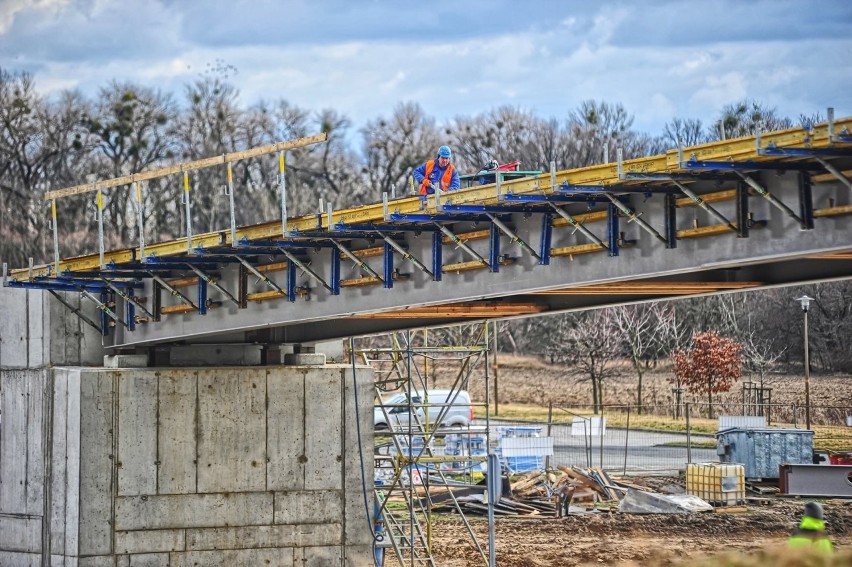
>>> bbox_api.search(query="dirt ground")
[383,358,852,566]
[393,499,852,566]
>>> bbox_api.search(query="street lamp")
[795,295,814,430]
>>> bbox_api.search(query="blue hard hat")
[437,145,452,159]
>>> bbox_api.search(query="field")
[382,356,852,566]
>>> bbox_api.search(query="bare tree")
[661,117,709,148]
[613,303,674,411]
[361,102,440,198]
[0,69,92,264]
[81,81,178,244]
[562,309,622,414]
[713,99,792,140]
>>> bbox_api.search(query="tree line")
[2,68,849,384]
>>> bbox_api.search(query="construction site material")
[686,462,746,506]
[716,427,814,479]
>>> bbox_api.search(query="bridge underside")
[5,121,852,348]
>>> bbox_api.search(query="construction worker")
[413,145,460,195]
[788,501,833,553]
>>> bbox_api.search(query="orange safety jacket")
[419,160,455,195]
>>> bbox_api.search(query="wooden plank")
[551,210,609,228]
[675,189,737,207]
[350,302,545,319]
[44,133,328,200]
[442,260,490,273]
[166,276,200,288]
[677,223,736,238]
[441,229,491,245]
[550,243,608,257]
[814,204,852,217]
[339,276,382,288]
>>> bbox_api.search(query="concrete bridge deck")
[4,115,852,349]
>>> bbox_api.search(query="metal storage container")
[715,427,813,479]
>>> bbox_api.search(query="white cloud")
[1,0,850,141]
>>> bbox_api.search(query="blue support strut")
[383,242,394,289]
[607,203,620,257]
[539,212,552,265]
[489,223,501,272]
[432,231,443,282]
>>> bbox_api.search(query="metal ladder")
[378,499,436,566]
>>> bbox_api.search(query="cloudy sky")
[2,0,851,140]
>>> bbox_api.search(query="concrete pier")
[0,289,375,566]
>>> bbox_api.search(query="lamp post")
[795,295,814,430]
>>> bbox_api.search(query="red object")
[495,160,521,171]
[828,451,852,465]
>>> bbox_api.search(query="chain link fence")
[485,402,852,475]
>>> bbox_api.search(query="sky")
[2,0,852,141]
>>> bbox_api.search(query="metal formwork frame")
[3,114,852,339]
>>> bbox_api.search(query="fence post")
[545,402,553,471]
[623,404,631,476]
[686,403,692,465]
[599,407,605,469]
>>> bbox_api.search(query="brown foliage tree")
[671,331,743,416]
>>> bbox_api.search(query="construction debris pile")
[430,465,649,517]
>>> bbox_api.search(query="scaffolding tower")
[352,325,495,566]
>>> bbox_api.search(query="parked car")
[374,389,473,430]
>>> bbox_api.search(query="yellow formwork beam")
[44,133,328,201]
[13,116,852,279]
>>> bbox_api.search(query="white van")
[374,389,473,430]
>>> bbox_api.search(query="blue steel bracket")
[498,192,610,204]
[798,171,815,230]
[383,212,499,224]
[197,278,208,315]
[489,223,501,272]
[236,238,337,249]
[431,232,443,282]
[757,143,852,158]
[539,212,552,265]
[330,247,341,295]
[736,182,750,238]
[438,203,560,215]
[664,193,677,249]
[142,255,233,268]
[286,261,297,302]
[607,204,620,257]
[4,276,141,293]
[125,298,136,331]
[334,222,441,234]
[383,242,394,289]
[681,159,823,172]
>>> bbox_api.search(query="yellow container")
[686,462,745,506]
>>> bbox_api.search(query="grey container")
[715,427,814,479]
